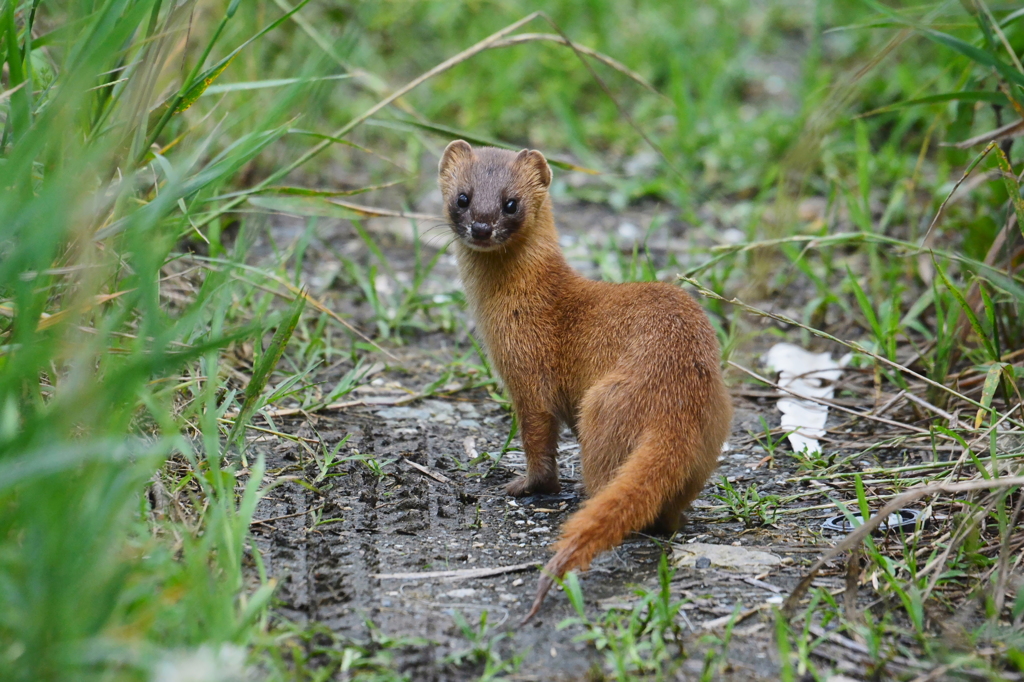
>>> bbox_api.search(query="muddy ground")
[242,201,939,681]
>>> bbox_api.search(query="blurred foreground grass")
[1,0,1023,680]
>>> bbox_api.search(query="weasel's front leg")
[506,407,561,496]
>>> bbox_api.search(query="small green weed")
[445,611,522,681]
[558,552,689,680]
[347,451,396,481]
[749,415,791,464]
[711,477,780,527]
[259,618,427,681]
[312,433,353,484]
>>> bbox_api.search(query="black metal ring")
[821,508,922,534]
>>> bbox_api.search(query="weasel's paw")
[506,475,561,497]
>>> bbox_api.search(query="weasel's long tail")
[522,438,690,623]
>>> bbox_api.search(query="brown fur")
[438,140,732,621]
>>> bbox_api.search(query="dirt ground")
[244,202,936,681]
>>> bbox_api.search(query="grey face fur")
[438,140,552,252]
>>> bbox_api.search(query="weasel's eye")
[456,193,470,209]
[502,198,518,215]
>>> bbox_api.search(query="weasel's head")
[438,140,552,252]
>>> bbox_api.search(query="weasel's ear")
[439,140,472,177]
[516,149,552,188]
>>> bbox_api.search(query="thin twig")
[324,199,441,222]
[903,391,959,425]
[222,392,425,420]
[949,119,1024,150]
[700,605,765,631]
[373,562,536,581]
[488,33,666,100]
[251,504,325,526]
[872,389,906,417]
[402,457,451,484]
[807,625,924,671]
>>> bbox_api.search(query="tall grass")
[0,2,311,679]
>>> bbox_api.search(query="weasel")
[438,140,732,622]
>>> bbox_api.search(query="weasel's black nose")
[470,222,493,240]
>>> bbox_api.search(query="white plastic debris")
[763,343,847,455]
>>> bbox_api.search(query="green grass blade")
[846,266,883,342]
[861,0,1024,87]
[975,362,1007,429]
[1002,8,1024,26]
[228,292,307,448]
[920,27,1024,89]
[978,278,1001,360]
[3,0,30,141]
[994,146,1024,242]
[865,90,1009,115]
[932,257,998,361]
[173,54,238,113]
[203,74,352,94]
